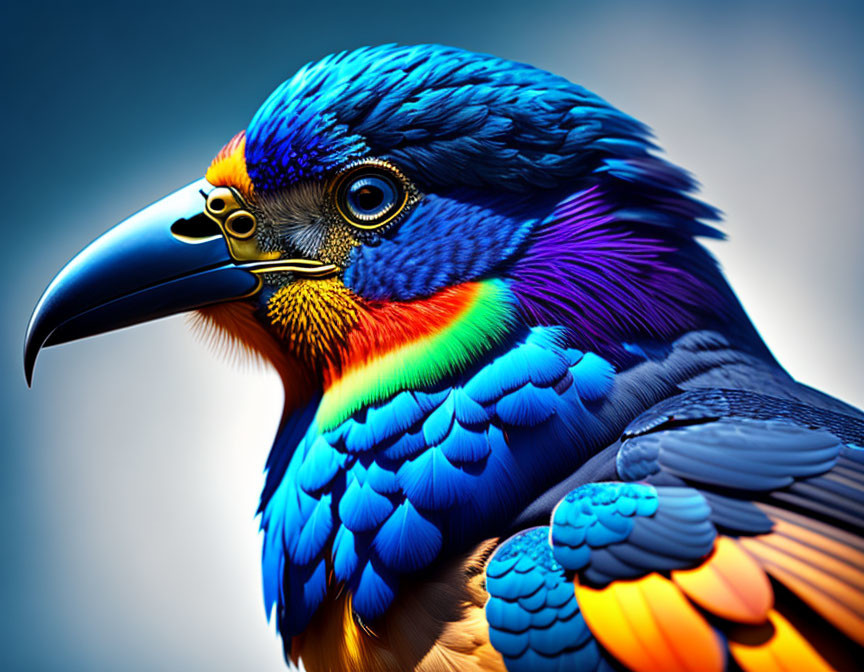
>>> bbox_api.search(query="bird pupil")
[357,185,383,211]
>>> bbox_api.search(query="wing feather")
[489,388,864,671]
[729,611,834,672]
[671,536,772,624]
[573,573,724,672]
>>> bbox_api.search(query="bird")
[24,44,864,672]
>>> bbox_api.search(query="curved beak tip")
[24,305,51,387]
[24,330,40,388]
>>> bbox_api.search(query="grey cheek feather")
[256,180,330,258]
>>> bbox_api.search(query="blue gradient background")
[2,1,862,669]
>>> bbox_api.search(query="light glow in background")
[1,1,862,669]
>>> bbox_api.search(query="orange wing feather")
[573,573,725,672]
[739,506,864,646]
[729,610,834,672]
[672,536,773,624]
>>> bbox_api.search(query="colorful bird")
[25,44,864,671]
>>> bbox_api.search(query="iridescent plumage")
[25,43,864,672]
[215,45,864,670]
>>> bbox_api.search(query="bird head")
[26,45,732,403]
[25,45,754,656]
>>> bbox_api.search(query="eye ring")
[331,160,418,230]
[224,210,257,239]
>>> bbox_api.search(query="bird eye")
[333,162,414,230]
[341,173,401,227]
[348,176,394,216]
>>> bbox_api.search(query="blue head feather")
[246,44,648,193]
[244,43,749,362]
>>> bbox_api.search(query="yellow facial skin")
[203,185,282,263]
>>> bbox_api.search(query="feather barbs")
[508,185,727,359]
[267,277,361,362]
[206,131,255,199]
[190,301,315,411]
[317,280,517,429]
[671,537,773,625]
[574,572,725,672]
[291,539,504,672]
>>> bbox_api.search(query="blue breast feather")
[260,326,616,635]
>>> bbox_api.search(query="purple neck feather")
[508,185,733,360]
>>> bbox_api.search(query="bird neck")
[506,182,775,370]
[316,279,518,430]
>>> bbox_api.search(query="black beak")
[23,178,260,385]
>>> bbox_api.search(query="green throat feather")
[316,280,518,430]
